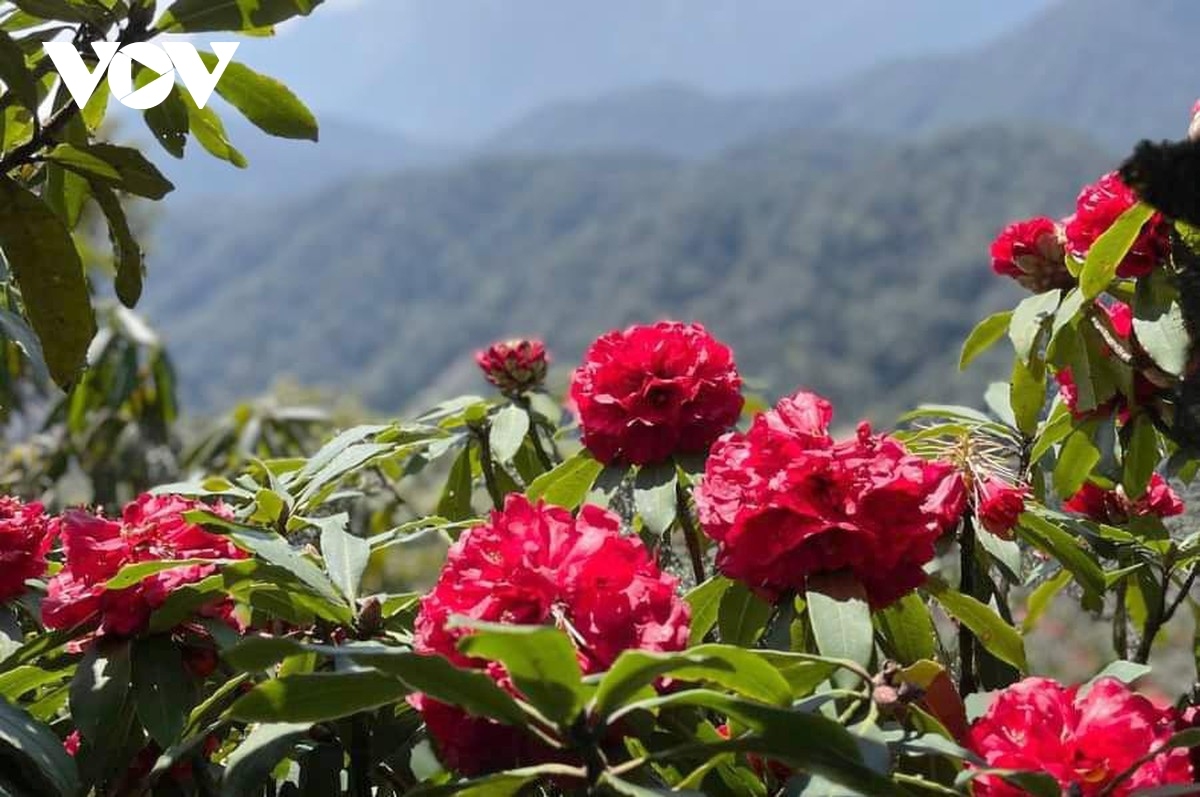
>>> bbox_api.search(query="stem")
[518,399,556,470]
[1134,564,1197,664]
[1114,580,1129,661]
[348,715,371,797]
[958,516,978,695]
[675,481,706,584]
[473,425,505,509]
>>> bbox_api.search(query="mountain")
[142,115,456,200]
[489,0,1198,156]
[141,125,1110,422]
[233,0,1050,140]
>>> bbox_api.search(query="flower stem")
[348,714,371,797]
[474,425,506,509]
[958,515,978,696]
[675,482,706,585]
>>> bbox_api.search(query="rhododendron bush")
[5,12,1200,795]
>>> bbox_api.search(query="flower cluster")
[968,677,1193,796]
[991,171,1169,292]
[569,321,743,465]
[475,338,549,396]
[412,494,690,775]
[0,497,56,602]
[695,391,964,607]
[42,494,246,638]
[1064,473,1184,524]
[974,476,1027,540]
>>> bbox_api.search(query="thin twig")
[675,481,706,584]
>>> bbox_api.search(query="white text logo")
[43,41,239,110]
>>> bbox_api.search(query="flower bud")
[475,339,549,396]
[990,217,1073,292]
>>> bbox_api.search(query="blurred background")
[135,0,1198,425]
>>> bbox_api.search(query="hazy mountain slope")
[236,0,1050,139]
[489,0,1195,156]
[142,125,1110,422]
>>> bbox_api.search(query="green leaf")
[132,635,193,747]
[157,0,324,32]
[1123,414,1160,500]
[230,671,408,723]
[1079,202,1155,299]
[89,182,144,307]
[1053,424,1101,497]
[876,592,937,665]
[717,580,771,647]
[143,84,189,158]
[925,577,1027,672]
[180,90,247,166]
[1010,356,1046,436]
[685,576,731,646]
[526,449,603,509]
[0,666,67,701]
[68,639,130,744]
[317,513,369,603]
[455,622,585,725]
[1133,268,1190,377]
[806,572,874,669]
[436,444,475,521]
[488,405,529,463]
[7,0,105,24]
[591,645,791,718]
[1087,660,1151,687]
[357,650,526,727]
[0,30,37,112]
[406,765,582,797]
[55,143,174,199]
[1014,514,1105,605]
[219,722,310,797]
[0,698,79,797]
[0,306,49,384]
[1022,570,1071,633]
[1008,290,1060,364]
[197,52,318,141]
[634,461,678,534]
[0,176,96,388]
[960,310,1012,370]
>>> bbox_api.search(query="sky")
[221,0,1056,142]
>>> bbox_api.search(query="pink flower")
[411,494,689,775]
[41,495,246,638]
[694,391,964,608]
[1064,474,1184,524]
[569,321,743,465]
[1064,172,1169,278]
[990,217,1072,292]
[475,339,549,395]
[968,677,1192,796]
[0,497,56,602]
[975,477,1027,539]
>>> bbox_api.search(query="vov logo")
[43,41,239,110]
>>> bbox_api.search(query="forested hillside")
[146,125,1110,421]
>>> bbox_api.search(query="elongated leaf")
[685,576,731,646]
[69,639,130,744]
[132,635,193,746]
[1015,514,1105,604]
[0,306,49,384]
[158,0,324,32]
[143,83,189,158]
[230,671,408,722]
[0,176,95,387]
[1008,290,1060,364]
[316,514,369,603]
[876,592,937,665]
[960,310,1012,370]
[488,405,529,463]
[634,461,678,534]
[806,572,874,668]
[925,578,1027,672]
[1079,202,1155,298]
[1010,356,1046,436]
[0,698,79,797]
[526,449,603,509]
[718,580,771,647]
[1122,414,1160,500]
[1053,425,1101,497]
[89,182,144,307]
[60,143,173,199]
[455,623,584,725]
[436,444,474,521]
[0,30,35,112]
[220,722,310,797]
[197,52,318,140]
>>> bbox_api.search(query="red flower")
[990,217,1072,292]
[569,321,743,465]
[475,339,549,395]
[41,494,246,638]
[1064,474,1184,524]
[63,731,80,757]
[694,391,964,608]
[975,477,1027,539]
[1065,172,1169,278]
[411,494,689,775]
[0,497,56,602]
[967,677,1192,796]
